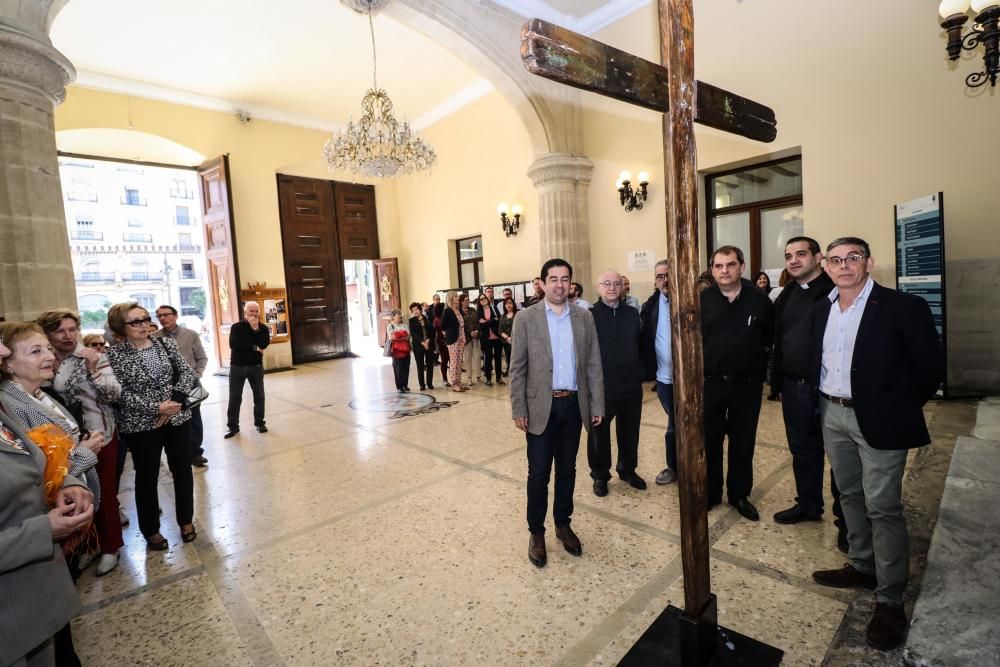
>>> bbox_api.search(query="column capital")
[527,153,594,188]
[0,17,75,105]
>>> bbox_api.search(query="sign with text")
[627,249,656,273]
[895,192,947,395]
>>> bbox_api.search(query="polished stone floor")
[69,357,969,666]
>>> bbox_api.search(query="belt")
[705,375,757,382]
[819,391,854,408]
[552,390,577,398]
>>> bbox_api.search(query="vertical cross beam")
[660,0,713,623]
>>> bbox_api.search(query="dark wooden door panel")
[277,175,350,363]
[334,183,379,260]
[198,156,240,368]
[373,258,400,346]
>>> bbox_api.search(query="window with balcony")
[71,215,102,241]
[170,179,194,199]
[67,191,98,203]
[180,260,196,280]
[121,188,147,206]
[127,217,144,228]
[175,206,191,226]
[177,232,194,250]
[130,293,156,310]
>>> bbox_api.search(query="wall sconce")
[498,202,523,237]
[939,0,1000,88]
[616,170,649,212]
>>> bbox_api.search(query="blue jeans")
[656,381,677,472]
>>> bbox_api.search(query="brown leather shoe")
[528,532,546,567]
[866,603,908,650]
[812,563,877,590]
[555,525,582,557]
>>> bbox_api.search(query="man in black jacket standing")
[701,246,774,521]
[225,301,270,438]
[810,237,942,650]
[770,237,838,528]
[587,269,646,496]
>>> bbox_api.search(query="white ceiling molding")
[411,78,494,130]
[489,0,576,28]
[74,71,342,133]
[575,0,651,36]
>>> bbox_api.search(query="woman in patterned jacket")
[105,302,197,551]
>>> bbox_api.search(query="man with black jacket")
[587,269,646,496]
[225,301,270,438]
[770,237,838,528]
[701,246,774,521]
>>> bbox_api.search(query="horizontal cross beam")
[520,18,777,143]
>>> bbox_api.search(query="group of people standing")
[1,299,271,666]
[510,235,942,652]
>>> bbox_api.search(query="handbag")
[156,338,210,408]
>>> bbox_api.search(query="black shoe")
[866,603,908,650]
[528,532,546,567]
[707,497,722,511]
[812,563,877,590]
[773,504,822,525]
[224,429,239,439]
[419,386,426,391]
[256,425,268,433]
[484,380,492,386]
[593,479,609,497]
[555,525,582,557]
[619,472,647,490]
[428,384,435,390]
[731,497,760,521]
[192,455,208,467]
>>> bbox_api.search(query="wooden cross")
[522,3,781,663]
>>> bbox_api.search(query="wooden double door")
[276,175,382,363]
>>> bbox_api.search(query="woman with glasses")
[83,333,106,352]
[105,302,197,551]
[497,297,517,378]
[476,294,504,386]
[36,310,124,577]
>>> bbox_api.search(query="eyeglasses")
[598,281,622,288]
[88,342,106,350]
[827,253,867,268]
[156,312,174,319]
[126,317,152,328]
[655,273,668,281]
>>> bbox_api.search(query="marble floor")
[69,356,970,666]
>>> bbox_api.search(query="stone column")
[0,5,77,320]
[527,153,594,289]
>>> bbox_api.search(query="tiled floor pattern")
[71,356,943,666]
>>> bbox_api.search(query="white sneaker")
[655,468,677,485]
[95,552,120,577]
[119,506,130,526]
[77,552,97,571]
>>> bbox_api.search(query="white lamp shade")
[939,0,971,17]
[511,204,523,216]
[615,179,624,189]
[497,202,508,215]
[637,171,650,184]
[619,170,632,183]
[971,0,998,13]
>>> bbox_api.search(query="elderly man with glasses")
[809,237,942,651]
[587,270,646,496]
[153,305,209,467]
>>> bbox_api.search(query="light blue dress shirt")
[655,292,673,384]
[545,301,577,391]
[820,277,874,399]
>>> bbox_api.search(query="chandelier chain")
[368,2,377,90]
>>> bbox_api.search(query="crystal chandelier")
[324,1,435,178]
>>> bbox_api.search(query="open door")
[198,156,241,368]
[373,258,400,346]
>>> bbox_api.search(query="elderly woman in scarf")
[37,310,123,577]
[0,325,95,667]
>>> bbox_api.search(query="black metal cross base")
[618,596,784,666]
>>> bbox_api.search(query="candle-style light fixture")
[497,202,523,237]
[939,0,1000,88]
[615,170,650,212]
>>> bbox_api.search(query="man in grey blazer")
[509,258,604,567]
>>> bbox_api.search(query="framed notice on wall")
[894,192,947,396]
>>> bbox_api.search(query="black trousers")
[481,337,503,381]
[587,396,642,481]
[412,345,435,389]
[502,341,511,373]
[391,354,411,390]
[228,364,265,429]
[703,377,763,504]
[780,377,826,516]
[127,421,194,538]
[526,396,583,534]
[189,404,204,457]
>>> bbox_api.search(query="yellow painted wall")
[392,89,538,302]
[584,0,997,298]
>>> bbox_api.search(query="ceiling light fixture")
[939,0,1000,88]
[324,0,436,177]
